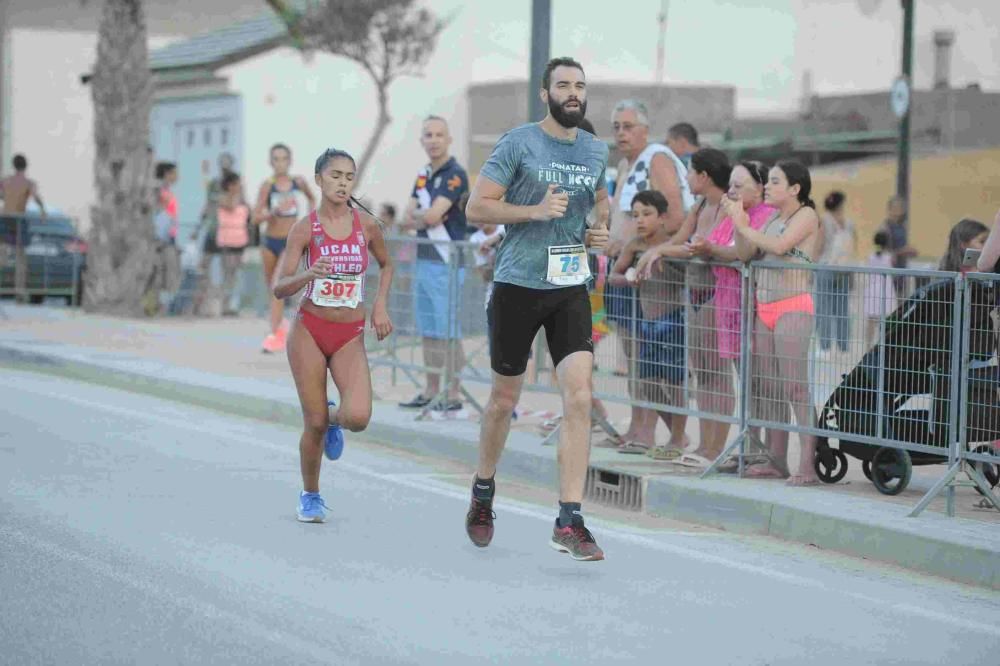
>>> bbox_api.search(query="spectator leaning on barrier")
[602,99,693,450]
[939,218,987,274]
[0,154,46,216]
[0,154,46,301]
[815,190,857,356]
[638,147,738,465]
[665,122,700,168]
[729,159,821,486]
[610,189,688,459]
[398,115,470,412]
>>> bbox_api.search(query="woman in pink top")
[214,172,250,316]
[687,161,775,461]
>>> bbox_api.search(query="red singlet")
[302,208,369,308]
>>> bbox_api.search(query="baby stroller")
[813,278,1000,495]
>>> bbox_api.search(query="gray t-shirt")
[480,123,608,290]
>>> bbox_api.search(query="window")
[187,130,194,147]
[220,128,229,146]
[203,128,212,146]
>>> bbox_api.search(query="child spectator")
[864,231,898,347]
[214,172,251,316]
[609,189,688,459]
[938,218,988,274]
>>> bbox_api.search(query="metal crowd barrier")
[352,234,1000,516]
[0,214,84,308]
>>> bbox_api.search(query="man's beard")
[549,97,587,129]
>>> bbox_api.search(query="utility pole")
[528,0,551,122]
[654,0,669,83]
[896,0,914,213]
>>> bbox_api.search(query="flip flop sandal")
[616,440,651,455]
[594,435,625,449]
[646,445,683,461]
[670,453,713,469]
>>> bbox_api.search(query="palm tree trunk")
[85,0,157,315]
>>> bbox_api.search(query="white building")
[2,0,999,233]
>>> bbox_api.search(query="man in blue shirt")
[398,116,470,412]
[465,57,610,561]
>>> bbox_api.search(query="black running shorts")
[487,282,593,376]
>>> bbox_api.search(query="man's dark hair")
[631,189,668,215]
[667,122,699,146]
[220,172,241,191]
[541,57,585,91]
[12,154,26,171]
[155,162,176,180]
[381,203,397,219]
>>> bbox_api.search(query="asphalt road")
[1,368,998,665]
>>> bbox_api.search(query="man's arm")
[466,178,565,225]
[410,196,454,228]
[29,181,46,218]
[648,153,684,226]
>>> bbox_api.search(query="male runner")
[464,57,610,561]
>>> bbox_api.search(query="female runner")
[253,143,316,353]
[273,148,394,522]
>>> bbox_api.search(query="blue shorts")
[415,260,465,339]
[604,282,637,326]
[637,309,686,384]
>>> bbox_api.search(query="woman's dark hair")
[313,148,385,227]
[739,160,769,188]
[873,231,889,250]
[774,159,815,208]
[939,218,988,271]
[220,172,241,190]
[631,189,668,215]
[155,162,176,180]
[270,143,291,157]
[690,148,731,190]
[314,147,356,175]
[824,190,846,212]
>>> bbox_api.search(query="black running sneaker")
[550,520,605,561]
[465,495,495,547]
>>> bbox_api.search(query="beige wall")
[811,148,1000,263]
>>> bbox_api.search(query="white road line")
[10,382,1000,639]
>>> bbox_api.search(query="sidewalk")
[1,303,998,589]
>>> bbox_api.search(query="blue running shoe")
[325,400,344,461]
[297,491,329,523]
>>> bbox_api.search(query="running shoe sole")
[549,536,605,561]
[297,512,325,523]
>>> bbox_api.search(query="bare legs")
[478,351,594,503]
[749,312,817,485]
[422,337,465,402]
[690,300,735,460]
[261,246,285,335]
[287,322,371,493]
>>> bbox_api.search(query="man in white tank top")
[608,99,693,256]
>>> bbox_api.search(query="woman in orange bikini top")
[724,158,822,487]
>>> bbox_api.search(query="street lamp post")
[896,0,914,211]
[528,0,551,122]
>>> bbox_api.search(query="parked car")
[0,214,87,305]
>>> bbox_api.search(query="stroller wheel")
[862,459,873,481]
[814,446,848,484]
[870,447,912,496]
[971,445,1000,496]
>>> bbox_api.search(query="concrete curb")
[2,341,998,590]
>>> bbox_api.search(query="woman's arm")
[667,199,700,246]
[363,215,394,341]
[273,218,325,299]
[735,205,817,258]
[251,182,272,226]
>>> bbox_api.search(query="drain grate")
[584,467,643,511]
